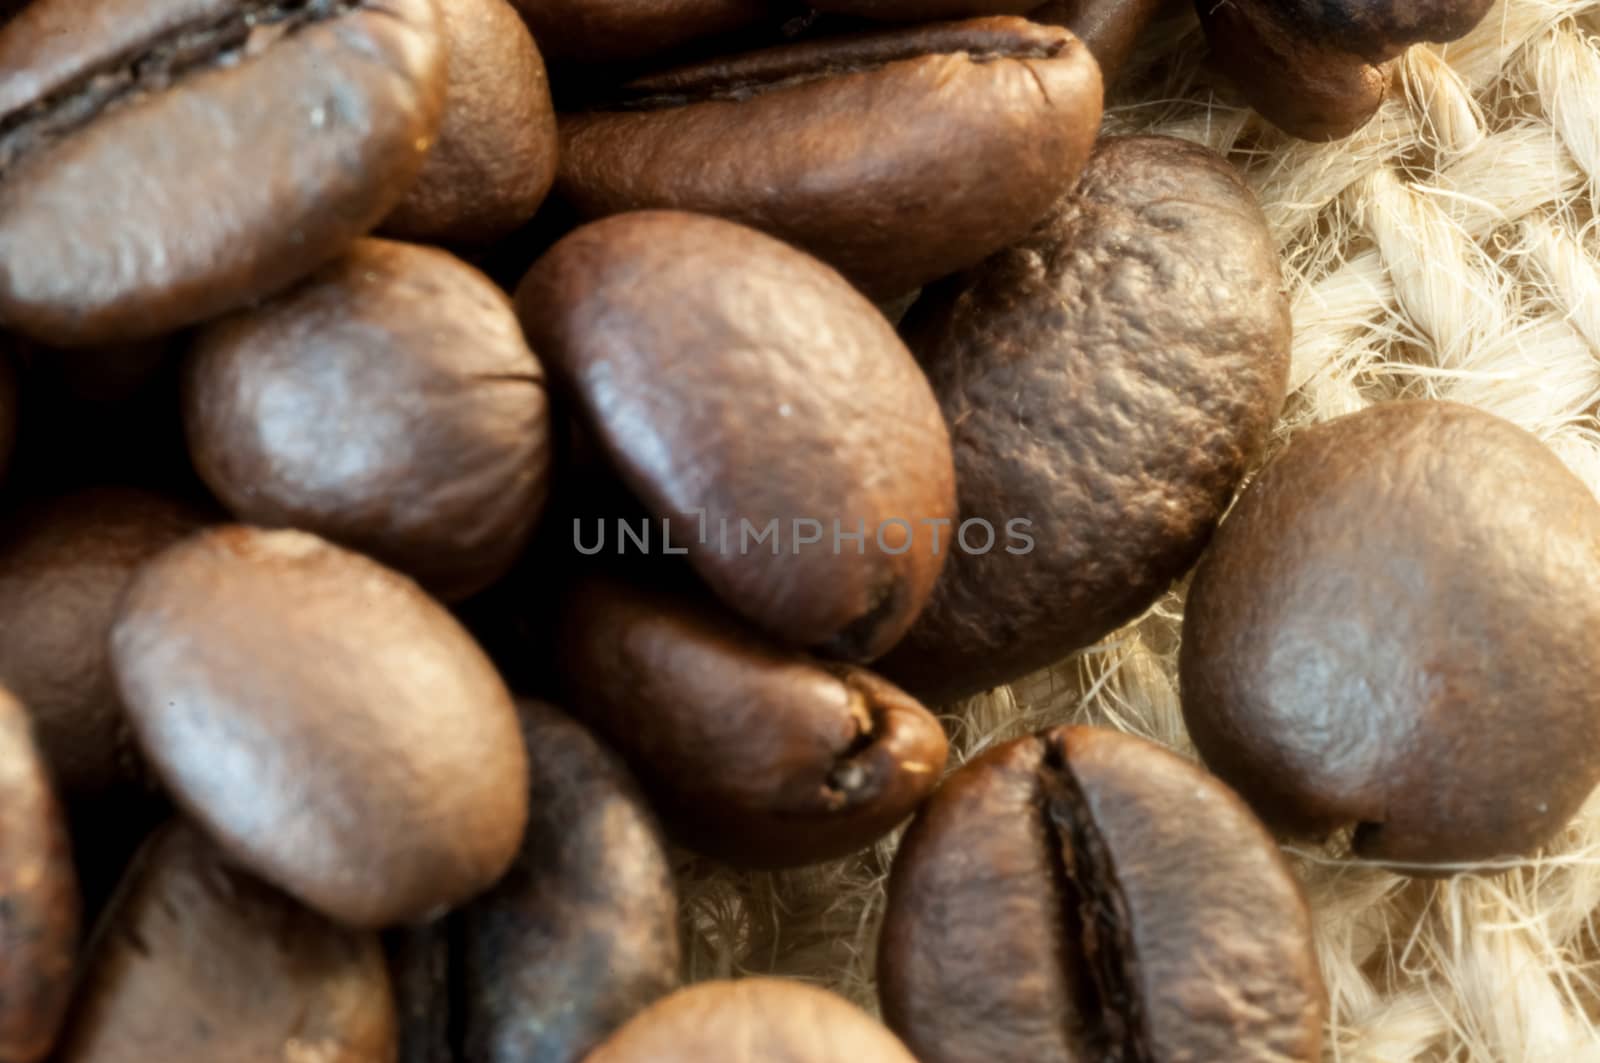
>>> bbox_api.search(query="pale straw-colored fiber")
[677,6,1600,1058]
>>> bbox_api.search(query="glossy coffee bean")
[110,526,529,927]
[0,687,79,1063]
[56,823,395,1063]
[1182,401,1600,866]
[509,0,775,65]
[0,0,446,346]
[557,576,948,867]
[880,726,1323,1063]
[587,979,917,1063]
[519,211,955,660]
[460,699,680,1063]
[0,489,200,804]
[383,0,559,245]
[0,349,14,481]
[185,239,551,602]
[1030,0,1163,82]
[879,137,1289,704]
[556,18,1103,300]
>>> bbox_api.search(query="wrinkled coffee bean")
[880,136,1289,704]
[557,575,948,867]
[0,349,14,480]
[509,0,776,65]
[185,239,551,602]
[56,823,395,1063]
[0,489,200,804]
[1030,0,1162,82]
[1182,401,1600,866]
[0,0,447,346]
[110,526,529,926]
[460,699,680,1063]
[0,686,79,1063]
[383,0,559,244]
[519,211,955,660]
[555,18,1102,300]
[880,725,1323,1062]
[587,979,918,1063]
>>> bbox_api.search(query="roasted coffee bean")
[383,0,559,245]
[587,979,918,1063]
[185,239,551,602]
[0,686,79,1063]
[557,576,948,867]
[0,349,14,481]
[1030,0,1163,82]
[520,211,954,660]
[56,823,395,1063]
[880,726,1323,1063]
[0,0,447,347]
[0,489,199,804]
[555,18,1102,300]
[879,136,1288,704]
[1181,401,1600,867]
[509,0,776,65]
[460,699,680,1063]
[110,526,529,926]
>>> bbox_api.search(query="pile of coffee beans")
[1,0,1571,1060]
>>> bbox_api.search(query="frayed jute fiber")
[675,4,1600,1059]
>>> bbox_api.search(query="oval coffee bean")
[555,18,1102,300]
[879,136,1289,704]
[110,526,529,926]
[185,239,551,602]
[56,823,395,1063]
[0,0,447,346]
[509,0,774,65]
[880,726,1323,1062]
[383,0,559,245]
[0,348,14,481]
[0,687,79,1063]
[460,699,680,1063]
[0,489,199,804]
[519,211,955,660]
[587,979,918,1063]
[1181,401,1600,866]
[557,576,948,867]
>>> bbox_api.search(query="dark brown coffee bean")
[185,239,551,602]
[1030,0,1162,83]
[0,489,200,804]
[509,0,775,64]
[460,699,680,1063]
[0,349,14,481]
[109,526,529,926]
[880,726,1323,1063]
[1181,401,1600,867]
[879,136,1289,704]
[383,0,559,245]
[555,18,1102,300]
[0,686,79,1063]
[0,0,447,347]
[518,211,955,660]
[56,823,395,1063]
[557,576,948,867]
[587,979,917,1063]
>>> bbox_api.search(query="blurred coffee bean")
[557,575,948,867]
[880,726,1324,1062]
[110,527,529,927]
[0,0,447,346]
[519,211,955,660]
[0,686,79,1063]
[56,823,395,1063]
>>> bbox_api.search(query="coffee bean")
[1181,401,1600,866]
[184,239,551,602]
[56,823,395,1063]
[880,725,1323,1062]
[383,0,559,245]
[0,0,447,347]
[509,0,776,65]
[555,18,1102,300]
[0,489,200,805]
[459,699,680,1063]
[109,526,529,926]
[0,686,79,1063]
[879,136,1289,704]
[586,979,917,1062]
[519,211,955,660]
[557,575,947,867]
